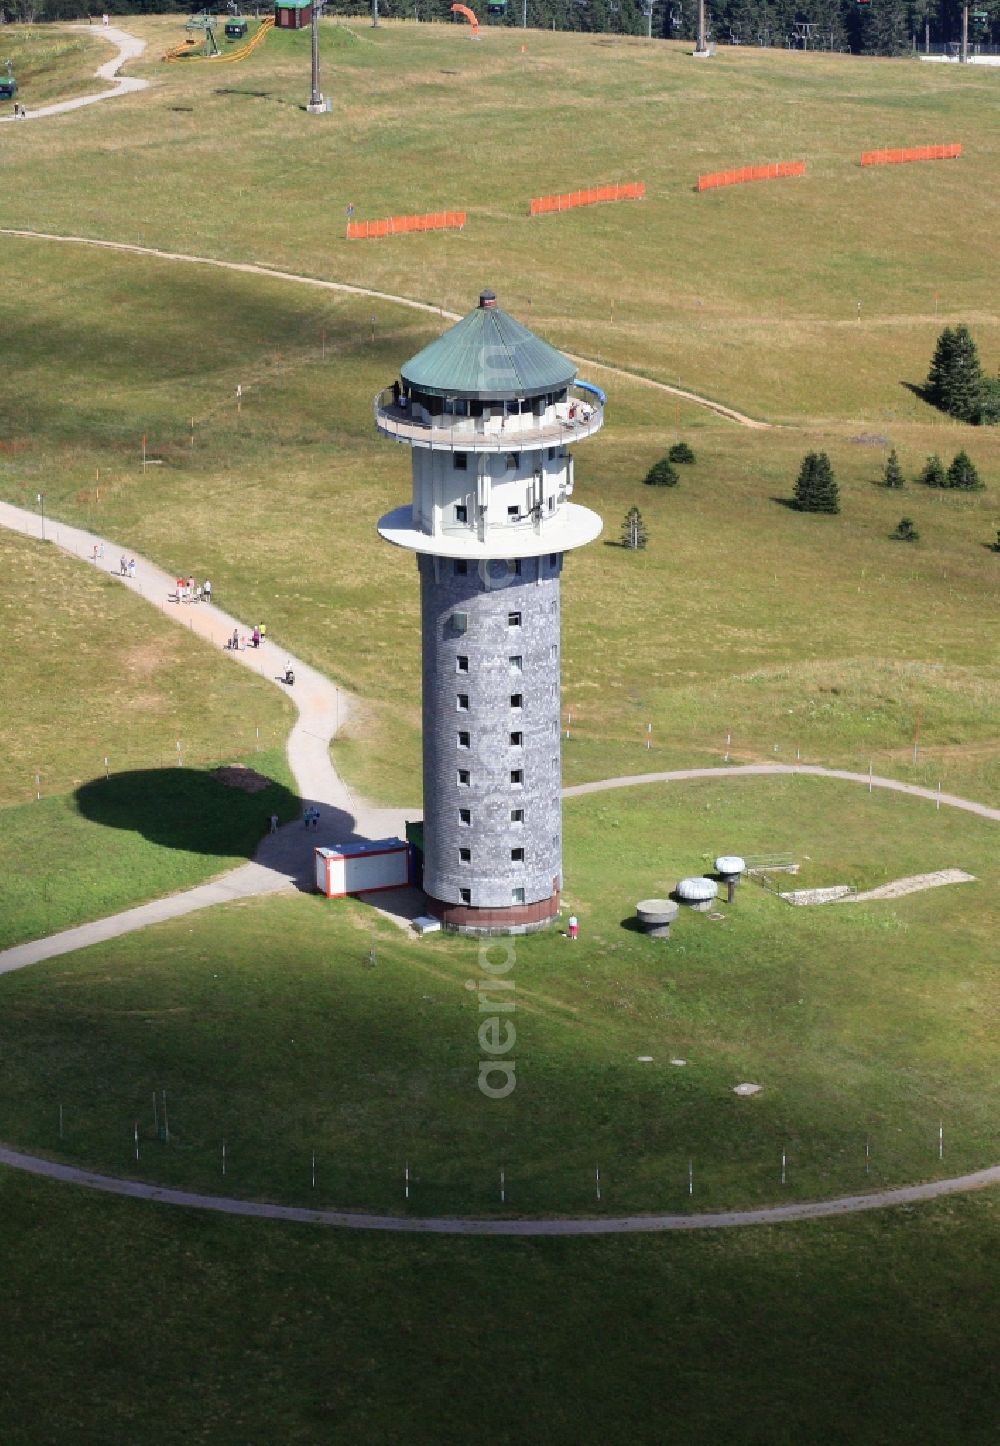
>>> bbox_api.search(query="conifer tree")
[668,442,696,464]
[918,454,948,489]
[882,448,904,488]
[620,506,649,550]
[644,458,679,487]
[926,324,985,422]
[891,517,919,542]
[793,451,840,514]
[946,450,984,491]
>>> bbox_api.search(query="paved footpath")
[0,499,415,975]
[1,1143,998,1236]
[0,26,150,124]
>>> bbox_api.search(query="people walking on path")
[128,558,136,579]
[252,626,261,649]
[204,579,212,603]
[567,914,579,941]
[269,813,279,834]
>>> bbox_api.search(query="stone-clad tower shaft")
[377,290,603,934]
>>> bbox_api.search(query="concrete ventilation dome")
[375,289,605,935]
[715,855,746,883]
[636,898,679,939]
[676,876,719,912]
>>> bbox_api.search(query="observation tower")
[376,290,604,934]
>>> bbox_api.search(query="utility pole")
[372,0,379,26]
[308,0,326,112]
[960,3,968,61]
[522,0,527,27]
[695,0,708,53]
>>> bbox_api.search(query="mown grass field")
[1,1170,997,1445]
[0,530,295,946]
[1,778,995,1214]
[0,25,107,110]
[0,24,998,1442]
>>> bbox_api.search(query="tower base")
[426,888,560,936]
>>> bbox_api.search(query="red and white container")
[314,838,410,898]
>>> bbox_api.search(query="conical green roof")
[401,291,576,401]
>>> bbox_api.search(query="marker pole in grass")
[868,759,873,794]
[937,783,942,812]
[781,1150,787,1186]
[865,1136,870,1175]
[311,1152,316,1189]
[500,1167,505,1204]
[646,722,652,752]
[59,1104,63,1140]
[36,491,45,542]
[404,1163,410,1201]
[142,435,146,474]
[595,1166,601,1202]
[939,1123,944,1160]
[688,1159,694,1196]
[152,1092,158,1135]
[161,1090,170,1145]
[134,1122,140,1162]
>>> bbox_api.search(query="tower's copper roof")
[400,290,576,401]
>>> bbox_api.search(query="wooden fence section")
[347,211,466,240]
[697,161,806,192]
[861,144,962,167]
[529,182,645,216]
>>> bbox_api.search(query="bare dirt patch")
[212,765,271,794]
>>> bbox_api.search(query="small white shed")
[314,838,410,898]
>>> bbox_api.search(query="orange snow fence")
[347,212,466,240]
[697,161,806,192]
[529,182,645,216]
[861,144,962,167]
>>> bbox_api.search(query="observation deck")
[374,384,603,453]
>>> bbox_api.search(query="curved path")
[1,1144,997,1236]
[564,764,1000,822]
[0,26,149,124]
[0,228,769,430]
[0,497,414,977]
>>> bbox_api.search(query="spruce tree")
[881,448,904,488]
[947,450,984,491]
[668,442,696,464]
[891,517,919,542]
[926,324,985,422]
[644,457,679,487]
[620,506,649,550]
[793,451,840,514]
[918,454,948,489]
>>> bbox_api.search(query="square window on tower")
[459,808,471,826]
[459,847,471,864]
[454,559,468,576]
[512,887,525,905]
[508,611,521,628]
[460,888,472,905]
[457,731,470,749]
[456,655,469,673]
[509,656,523,674]
[457,693,469,711]
[510,693,523,710]
[454,504,468,523]
[509,731,523,747]
[510,769,523,787]
[454,452,468,471]
[457,769,471,787]
[511,847,524,863]
[510,808,524,824]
